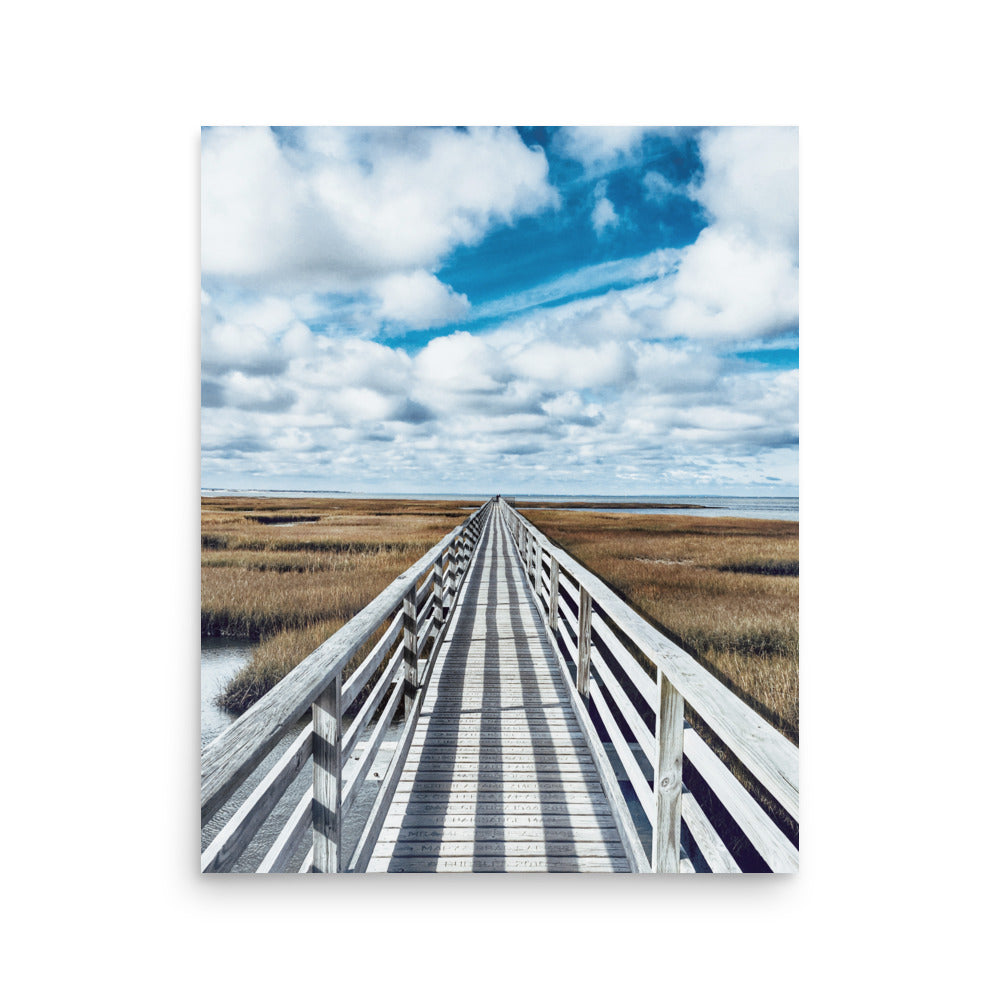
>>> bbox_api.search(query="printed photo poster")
[200,127,799,874]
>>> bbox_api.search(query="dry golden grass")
[202,497,472,712]
[522,509,799,744]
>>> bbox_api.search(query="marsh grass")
[523,509,799,743]
[202,497,471,712]
[522,509,799,867]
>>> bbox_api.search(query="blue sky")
[201,126,798,495]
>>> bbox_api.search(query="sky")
[201,126,798,496]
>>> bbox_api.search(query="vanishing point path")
[369,505,629,872]
[202,497,798,874]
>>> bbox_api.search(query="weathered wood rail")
[498,498,798,872]
[201,500,491,873]
[201,497,798,873]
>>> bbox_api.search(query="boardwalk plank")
[367,506,631,873]
[367,857,631,873]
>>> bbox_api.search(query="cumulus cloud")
[374,271,469,328]
[555,127,648,170]
[658,227,798,339]
[202,321,293,376]
[202,126,559,285]
[695,126,798,255]
[413,331,509,395]
[201,127,798,493]
[508,338,633,390]
[639,126,800,342]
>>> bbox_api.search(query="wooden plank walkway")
[368,505,630,872]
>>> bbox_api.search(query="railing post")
[548,557,560,630]
[652,671,684,872]
[403,583,418,717]
[534,541,542,594]
[312,673,342,872]
[432,555,444,640]
[577,588,592,698]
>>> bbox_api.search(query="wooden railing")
[201,499,492,873]
[498,499,799,873]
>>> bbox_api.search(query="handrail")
[497,498,798,873]
[201,498,492,872]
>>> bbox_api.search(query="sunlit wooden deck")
[202,497,798,874]
[369,507,629,872]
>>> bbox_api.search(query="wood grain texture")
[367,505,632,873]
[311,675,342,873]
[684,726,798,872]
[258,787,312,873]
[500,500,799,823]
[201,502,491,825]
[203,498,797,876]
[201,723,312,874]
[577,588,592,699]
[652,671,684,873]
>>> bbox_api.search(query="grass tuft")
[717,560,798,576]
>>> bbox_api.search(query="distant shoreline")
[513,501,717,510]
[200,491,798,522]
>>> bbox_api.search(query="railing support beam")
[577,588,592,698]
[652,671,684,873]
[548,558,560,630]
[432,555,444,641]
[312,674,342,873]
[403,583,418,717]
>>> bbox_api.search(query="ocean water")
[201,490,799,521]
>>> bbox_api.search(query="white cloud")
[508,339,632,390]
[202,126,559,285]
[695,126,798,254]
[658,227,798,339]
[616,126,801,343]
[591,180,620,235]
[201,127,798,493]
[642,170,680,203]
[291,337,411,395]
[555,127,648,170]
[374,271,469,328]
[412,331,505,394]
[203,321,294,376]
[211,372,297,413]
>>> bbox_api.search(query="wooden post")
[312,674,342,872]
[577,588,592,698]
[533,542,541,594]
[652,671,684,872]
[403,584,418,717]
[432,555,443,639]
[548,557,560,630]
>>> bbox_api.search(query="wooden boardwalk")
[368,506,629,872]
[202,497,797,874]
